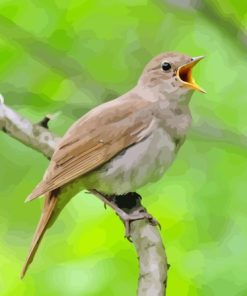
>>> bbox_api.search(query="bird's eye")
[161,62,171,71]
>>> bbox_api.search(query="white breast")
[84,127,176,194]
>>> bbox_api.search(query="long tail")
[20,190,59,279]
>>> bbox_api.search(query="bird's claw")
[148,216,161,230]
[117,211,161,240]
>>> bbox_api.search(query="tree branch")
[0,99,168,295]
[131,220,168,295]
[0,101,60,159]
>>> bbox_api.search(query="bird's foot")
[116,209,161,241]
[89,190,161,241]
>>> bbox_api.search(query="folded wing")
[26,95,153,201]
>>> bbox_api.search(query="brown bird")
[21,52,205,278]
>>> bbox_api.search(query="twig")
[37,112,61,129]
[0,99,168,295]
[37,114,53,129]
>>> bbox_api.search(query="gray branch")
[131,220,168,295]
[0,101,60,159]
[0,100,168,295]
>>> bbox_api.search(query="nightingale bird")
[21,52,205,278]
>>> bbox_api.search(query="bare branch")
[1,101,168,295]
[0,101,60,159]
[131,220,168,296]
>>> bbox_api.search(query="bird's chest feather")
[156,100,192,140]
[85,127,177,194]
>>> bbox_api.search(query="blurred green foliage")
[0,0,247,295]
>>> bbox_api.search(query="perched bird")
[21,52,205,278]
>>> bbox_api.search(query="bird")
[20,51,206,279]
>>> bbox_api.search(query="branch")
[131,220,168,295]
[0,100,60,159]
[0,99,168,295]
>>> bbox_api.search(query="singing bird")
[21,52,205,278]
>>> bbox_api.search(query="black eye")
[161,62,171,71]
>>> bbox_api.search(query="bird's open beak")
[176,56,206,93]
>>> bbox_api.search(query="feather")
[25,96,153,202]
[21,190,59,279]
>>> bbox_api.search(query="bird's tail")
[20,190,59,279]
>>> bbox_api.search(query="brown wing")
[26,95,153,201]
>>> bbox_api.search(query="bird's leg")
[113,192,161,238]
[89,189,160,240]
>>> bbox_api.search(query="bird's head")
[139,52,206,98]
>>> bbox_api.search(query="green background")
[0,0,247,295]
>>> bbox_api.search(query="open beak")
[176,56,206,93]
